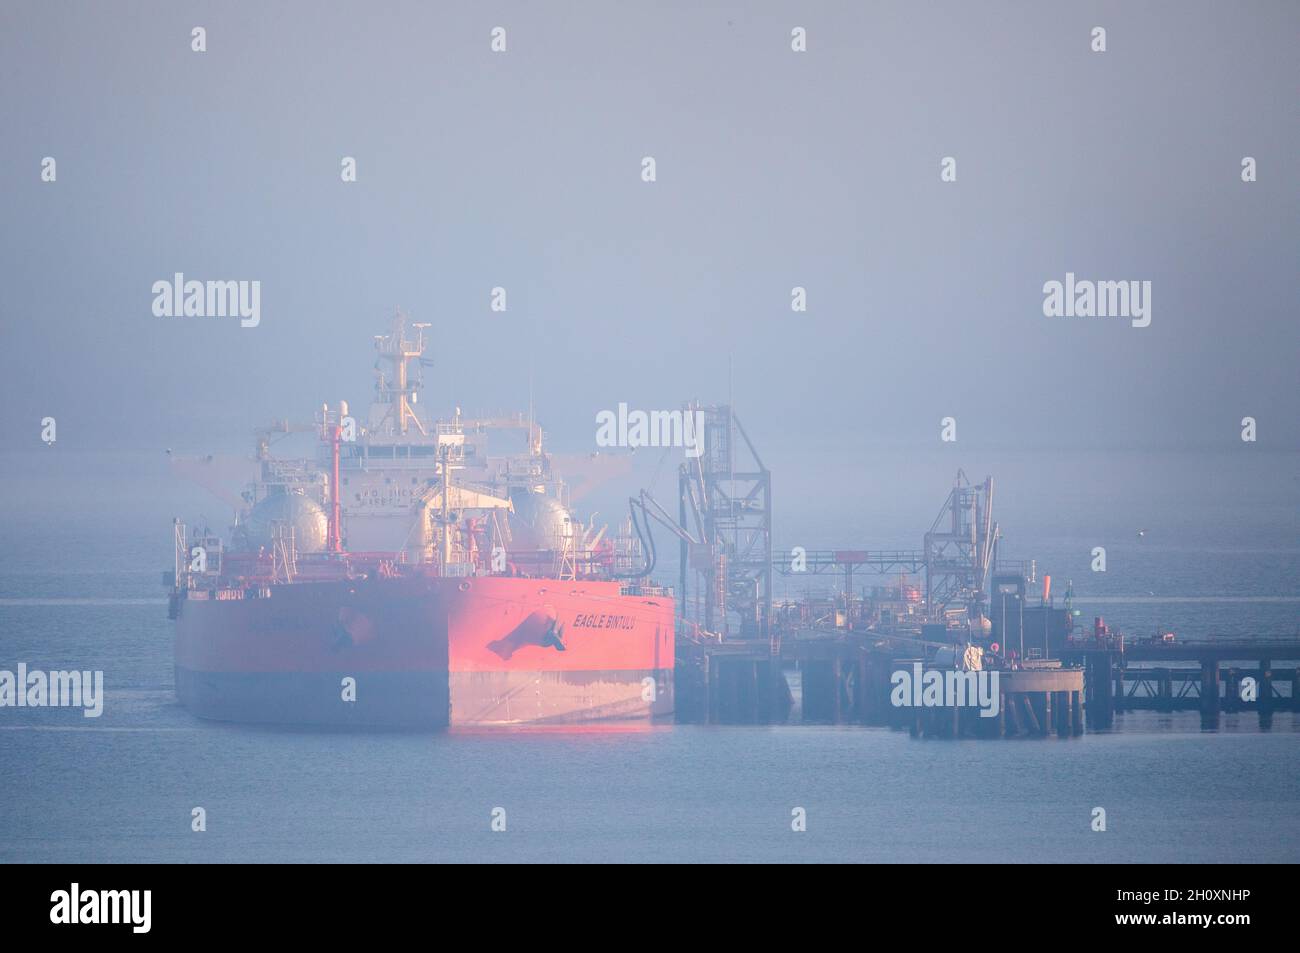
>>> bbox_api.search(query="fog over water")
[2,1,1297,457]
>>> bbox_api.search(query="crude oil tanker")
[166,315,674,727]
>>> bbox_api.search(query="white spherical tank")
[507,490,574,551]
[234,489,328,553]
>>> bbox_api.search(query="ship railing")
[179,549,413,590]
[619,583,674,598]
[338,551,408,565]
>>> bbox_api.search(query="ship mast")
[320,401,347,554]
[373,310,430,436]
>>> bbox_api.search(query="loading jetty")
[674,628,1300,734]
[657,406,1298,735]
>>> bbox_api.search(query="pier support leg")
[1085,653,1114,731]
[706,655,718,724]
[831,659,843,725]
[1259,660,1273,729]
[853,654,866,724]
[1200,660,1221,730]
[800,660,834,724]
[1071,691,1083,736]
[1006,694,1022,737]
[1021,695,1042,736]
[775,663,794,722]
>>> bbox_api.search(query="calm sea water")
[1,449,1297,863]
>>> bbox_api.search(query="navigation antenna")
[373,310,430,436]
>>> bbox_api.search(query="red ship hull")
[174,575,675,727]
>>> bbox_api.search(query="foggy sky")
[2,0,1298,458]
